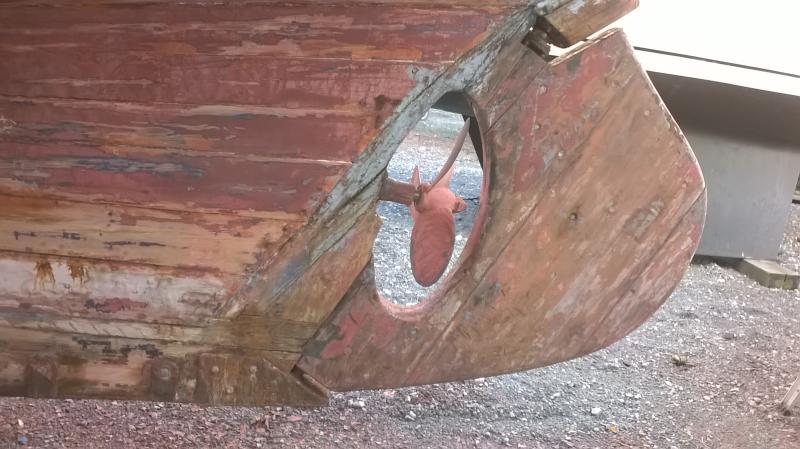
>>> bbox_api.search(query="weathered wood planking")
[0,131,348,217]
[0,309,320,353]
[231,178,385,317]
[0,0,533,5]
[0,0,694,406]
[0,1,524,345]
[0,4,506,62]
[219,6,541,323]
[0,326,326,405]
[477,41,549,127]
[0,57,427,111]
[256,208,383,324]
[0,175,383,401]
[539,0,639,47]
[0,252,234,325]
[0,0,527,334]
[0,95,372,162]
[0,150,345,217]
[0,194,298,272]
[298,29,706,390]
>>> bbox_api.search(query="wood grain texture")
[0,326,326,405]
[229,176,385,318]
[0,1,523,328]
[0,0,533,5]
[0,56,426,112]
[0,4,505,62]
[0,0,530,405]
[0,127,347,216]
[298,29,706,390]
[0,252,235,325]
[539,0,639,47]
[0,194,298,272]
[0,310,321,357]
[0,0,678,406]
[0,95,369,162]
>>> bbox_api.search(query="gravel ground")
[2,112,799,448]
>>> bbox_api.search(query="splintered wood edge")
[539,0,639,48]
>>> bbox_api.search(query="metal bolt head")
[211,365,220,374]
[225,386,234,395]
[156,367,171,381]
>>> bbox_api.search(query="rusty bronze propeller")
[379,118,471,287]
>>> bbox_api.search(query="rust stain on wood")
[0,251,236,325]
[0,0,707,408]
[67,261,90,286]
[33,260,54,290]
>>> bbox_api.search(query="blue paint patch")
[272,253,310,297]
[69,157,204,177]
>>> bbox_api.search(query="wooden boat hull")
[0,0,705,405]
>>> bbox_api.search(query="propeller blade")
[410,207,456,287]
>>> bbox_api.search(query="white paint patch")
[0,116,16,134]
[568,0,589,14]
[0,258,230,322]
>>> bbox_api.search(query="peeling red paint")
[85,298,148,314]
[298,29,706,391]
[0,0,697,407]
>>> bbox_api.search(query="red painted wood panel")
[0,0,531,6]
[0,96,371,162]
[0,2,524,223]
[0,142,345,215]
[0,55,426,110]
[0,4,505,62]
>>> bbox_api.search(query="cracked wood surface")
[0,0,697,406]
[539,0,639,47]
[0,0,537,405]
[298,29,706,389]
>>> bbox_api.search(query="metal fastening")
[149,359,179,401]
[26,355,58,398]
[522,27,551,58]
[156,366,172,381]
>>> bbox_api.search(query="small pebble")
[347,399,366,409]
